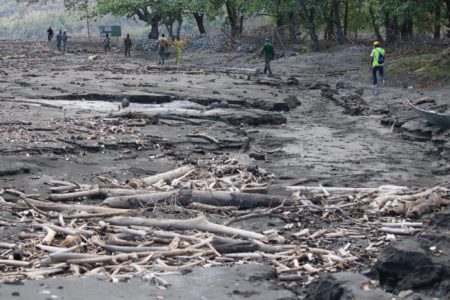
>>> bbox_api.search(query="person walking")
[156,34,169,65]
[104,33,111,53]
[370,41,386,94]
[124,34,132,57]
[47,27,54,42]
[62,31,68,52]
[56,30,63,51]
[259,38,274,75]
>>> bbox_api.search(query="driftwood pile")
[1,162,449,287]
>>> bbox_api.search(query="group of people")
[104,33,133,58]
[46,26,386,89]
[47,27,68,52]
[104,32,169,64]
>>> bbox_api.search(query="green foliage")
[8,0,450,46]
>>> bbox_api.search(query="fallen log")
[0,259,32,267]
[177,190,290,209]
[102,192,176,209]
[286,185,409,193]
[91,236,170,253]
[106,215,266,240]
[108,107,287,126]
[47,188,154,201]
[141,165,194,186]
[103,189,291,209]
[19,198,130,216]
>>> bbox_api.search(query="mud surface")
[1,40,449,299]
[0,264,296,300]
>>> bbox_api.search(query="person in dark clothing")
[62,31,68,52]
[47,27,54,42]
[104,33,111,53]
[124,34,132,57]
[259,38,274,75]
[56,30,63,51]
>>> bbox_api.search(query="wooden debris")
[0,162,448,288]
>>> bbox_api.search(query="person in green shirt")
[259,38,274,75]
[370,41,386,88]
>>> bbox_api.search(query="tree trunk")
[369,4,383,42]
[165,22,175,41]
[225,0,243,37]
[324,7,335,41]
[176,15,183,40]
[343,0,349,37]
[400,18,413,41]
[193,13,206,34]
[288,11,300,42]
[136,8,159,39]
[85,0,91,41]
[239,13,244,34]
[385,13,400,44]
[149,16,160,39]
[333,0,345,44]
[299,0,319,51]
[434,4,441,40]
[445,0,450,38]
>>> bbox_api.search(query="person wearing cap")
[370,41,386,90]
[259,38,275,75]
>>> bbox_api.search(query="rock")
[187,33,227,52]
[398,290,414,298]
[286,77,299,86]
[374,239,447,292]
[304,272,394,300]
[415,96,435,106]
[335,80,345,89]
[247,99,290,112]
[236,44,257,53]
[309,82,330,90]
[321,88,368,115]
[249,152,266,160]
[0,164,31,177]
[400,121,434,141]
[121,98,130,109]
[283,95,301,110]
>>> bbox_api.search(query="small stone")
[12,291,20,296]
[336,80,345,89]
[386,234,396,241]
[398,290,414,298]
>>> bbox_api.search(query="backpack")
[376,50,385,64]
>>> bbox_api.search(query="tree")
[333,0,345,44]
[298,0,320,51]
[96,0,161,39]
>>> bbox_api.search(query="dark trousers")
[159,48,166,64]
[125,47,131,57]
[372,66,384,85]
[264,59,272,74]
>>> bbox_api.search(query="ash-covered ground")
[0,39,449,300]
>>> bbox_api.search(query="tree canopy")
[15,0,450,49]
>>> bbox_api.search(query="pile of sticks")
[287,185,450,218]
[0,163,448,287]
